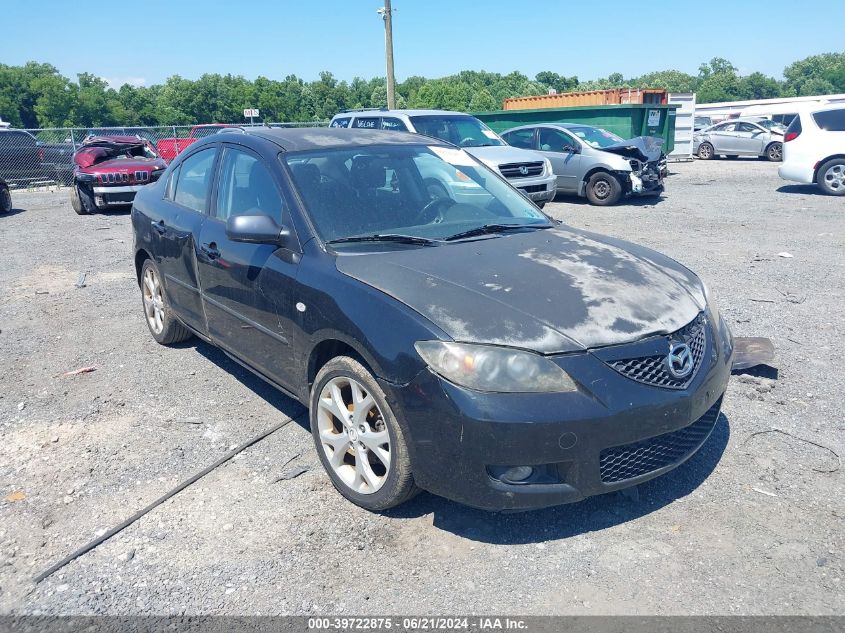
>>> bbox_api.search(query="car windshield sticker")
[482,129,500,140]
[428,146,476,167]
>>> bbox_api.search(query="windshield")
[566,126,625,148]
[408,115,505,148]
[284,144,550,246]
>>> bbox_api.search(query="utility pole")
[379,0,396,109]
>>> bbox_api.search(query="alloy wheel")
[768,143,783,161]
[142,267,165,335]
[316,376,391,494]
[699,144,712,159]
[823,164,845,192]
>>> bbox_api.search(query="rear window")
[812,109,845,131]
[330,118,350,128]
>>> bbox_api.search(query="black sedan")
[131,127,733,512]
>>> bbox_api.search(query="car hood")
[599,136,664,162]
[464,145,546,168]
[335,227,705,354]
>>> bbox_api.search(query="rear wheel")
[766,142,783,162]
[697,142,714,160]
[816,159,845,196]
[140,259,193,344]
[585,172,622,206]
[0,186,11,214]
[310,356,418,511]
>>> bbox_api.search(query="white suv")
[329,109,556,207]
[779,104,845,196]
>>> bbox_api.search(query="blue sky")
[1,0,840,87]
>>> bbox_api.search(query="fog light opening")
[501,466,534,483]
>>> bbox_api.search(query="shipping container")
[503,88,668,111]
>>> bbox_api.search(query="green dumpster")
[474,104,678,154]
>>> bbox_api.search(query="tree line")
[1,53,843,129]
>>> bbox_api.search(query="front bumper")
[381,316,732,511]
[91,184,144,207]
[507,174,556,204]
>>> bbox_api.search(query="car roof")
[333,109,472,119]
[503,122,591,132]
[225,127,450,152]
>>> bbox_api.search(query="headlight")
[702,281,719,325]
[414,341,577,393]
[543,158,554,176]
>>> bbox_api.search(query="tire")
[0,186,11,214]
[816,158,845,196]
[70,184,94,215]
[585,172,622,206]
[310,356,418,511]
[766,142,783,162]
[140,259,193,345]
[697,142,715,160]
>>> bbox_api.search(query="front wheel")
[585,172,622,206]
[140,259,193,344]
[766,142,783,162]
[310,356,418,511]
[817,158,845,196]
[0,186,11,214]
[70,184,94,215]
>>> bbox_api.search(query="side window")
[716,123,737,132]
[173,147,217,213]
[352,117,380,129]
[737,122,759,133]
[164,165,181,200]
[539,128,578,152]
[813,109,845,132]
[216,148,284,224]
[503,129,535,149]
[381,117,408,131]
[330,118,351,128]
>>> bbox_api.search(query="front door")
[155,146,218,333]
[196,144,301,389]
[733,122,767,155]
[538,127,582,192]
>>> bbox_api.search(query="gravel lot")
[1,158,843,616]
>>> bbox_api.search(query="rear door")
[196,144,301,389]
[733,122,767,154]
[537,127,582,192]
[708,122,738,153]
[155,145,218,333]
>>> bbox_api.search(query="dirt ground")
[0,158,843,615]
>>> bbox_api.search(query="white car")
[779,104,845,196]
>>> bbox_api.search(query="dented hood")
[600,136,664,162]
[336,227,706,354]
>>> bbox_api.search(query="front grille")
[599,398,722,483]
[499,161,543,179]
[519,184,547,193]
[135,170,149,182]
[609,314,708,389]
[100,173,130,184]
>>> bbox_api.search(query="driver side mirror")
[226,214,291,246]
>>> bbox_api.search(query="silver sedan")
[693,118,784,161]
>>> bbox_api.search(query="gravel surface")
[1,159,843,615]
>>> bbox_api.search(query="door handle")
[151,219,166,235]
[201,242,220,259]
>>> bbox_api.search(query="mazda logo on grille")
[519,165,530,176]
[665,342,693,379]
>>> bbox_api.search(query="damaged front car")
[71,135,167,215]
[132,127,732,513]
[502,123,667,206]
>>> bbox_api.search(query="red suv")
[71,136,167,214]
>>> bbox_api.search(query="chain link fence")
[0,122,329,189]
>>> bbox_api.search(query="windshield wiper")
[443,223,551,242]
[326,234,439,246]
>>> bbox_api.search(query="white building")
[695,93,845,124]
